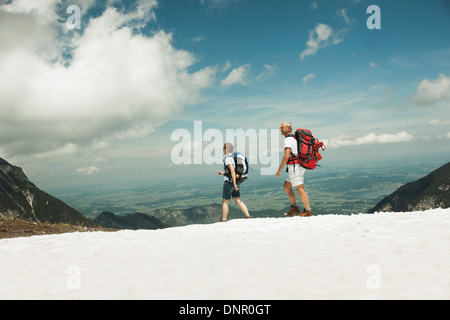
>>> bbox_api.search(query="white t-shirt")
[285,135,303,178]
[223,154,235,182]
[284,136,298,156]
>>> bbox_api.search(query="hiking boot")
[299,208,313,217]
[285,205,300,217]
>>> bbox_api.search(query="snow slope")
[1,208,449,300]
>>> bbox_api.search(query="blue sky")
[0,0,449,190]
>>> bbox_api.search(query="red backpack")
[288,129,326,170]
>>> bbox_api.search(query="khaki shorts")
[285,164,305,187]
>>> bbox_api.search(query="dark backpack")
[288,129,326,170]
[224,152,249,183]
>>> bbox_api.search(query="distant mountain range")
[94,204,335,229]
[0,157,95,226]
[368,161,450,213]
[94,204,282,229]
[94,211,169,230]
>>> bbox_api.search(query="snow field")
[1,208,449,299]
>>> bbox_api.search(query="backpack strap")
[286,134,300,166]
[287,153,300,165]
[223,153,235,179]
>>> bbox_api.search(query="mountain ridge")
[94,211,169,230]
[92,204,334,230]
[368,161,450,213]
[0,157,95,227]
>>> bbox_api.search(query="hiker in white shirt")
[276,122,313,217]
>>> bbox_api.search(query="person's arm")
[276,147,291,177]
[227,163,239,190]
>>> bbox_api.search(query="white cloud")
[336,8,351,26]
[302,73,315,83]
[325,131,414,148]
[1,0,69,23]
[0,1,216,157]
[222,60,232,72]
[430,119,440,126]
[389,57,416,68]
[310,1,318,11]
[75,166,100,175]
[300,23,344,60]
[412,74,450,106]
[369,61,378,68]
[302,73,316,83]
[221,64,250,87]
[192,35,205,43]
[430,119,450,126]
[300,8,354,61]
[437,132,450,139]
[256,64,278,81]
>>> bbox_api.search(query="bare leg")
[222,199,229,221]
[234,197,251,218]
[295,184,311,211]
[283,181,297,206]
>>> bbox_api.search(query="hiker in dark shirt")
[217,143,251,222]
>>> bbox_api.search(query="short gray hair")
[282,121,293,132]
[224,142,234,154]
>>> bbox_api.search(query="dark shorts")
[222,181,241,200]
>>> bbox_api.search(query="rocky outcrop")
[368,162,450,213]
[0,157,95,226]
